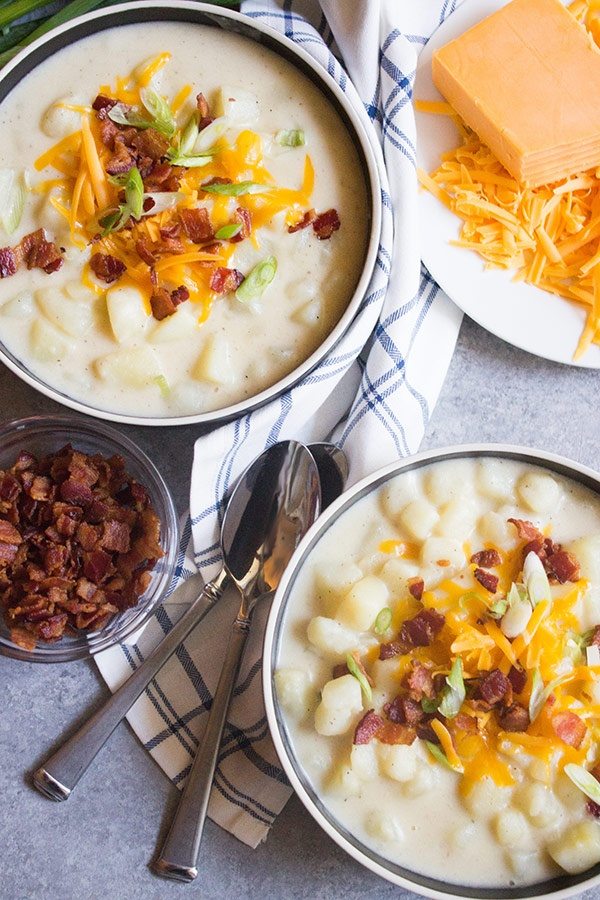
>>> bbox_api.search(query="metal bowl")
[264,444,600,900]
[0,1,381,426]
[0,415,178,662]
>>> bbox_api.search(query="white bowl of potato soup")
[264,445,600,899]
[0,1,381,425]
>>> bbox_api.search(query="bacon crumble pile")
[343,516,598,788]
[0,444,164,650]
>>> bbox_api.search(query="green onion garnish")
[166,153,213,168]
[236,256,277,303]
[523,551,551,607]
[425,741,464,773]
[528,669,571,722]
[215,223,243,240]
[346,652,372,703]
[202,180,269,197]
[154,374,170,398]
[421,698,439,714]
[107,104,152,130]
[139,87,176,137]
[275,129,306,148]
[565,763,600,804]
[0,168,25,234]
[102,166,143,233]
[437,657,465,719]
[373,607,392,635]
[178,112,200,156]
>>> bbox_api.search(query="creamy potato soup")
[0,23,369,416]
[276,457,600,888]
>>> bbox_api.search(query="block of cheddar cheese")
[432,0,600,187]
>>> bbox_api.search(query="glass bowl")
[0,415,178,662]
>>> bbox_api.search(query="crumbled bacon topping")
[179,207,214,244]
[0,248,17,278]
[90,253,126,284]
[0,445,163,649]
[210,267,244,294]
[0,229,63,280]
[313,208,340,240]
[150,285,189,320]
[474,567,499,593]
[353,710,384,745]
[499,703,530,732]
[408,577,424,600]
[507,664,527,694]
[398,608,445,648]
[288,209,316,234]
[477,669,511,707]
[470,548,501,568]
[231,207,252,243]
[552,710,587,748]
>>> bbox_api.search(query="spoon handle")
[33,569,228,802]
[153,617,250,882]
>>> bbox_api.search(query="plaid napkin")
[95,0,463,848]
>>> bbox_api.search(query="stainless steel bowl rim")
[0,414,179,662]
[0,0,382,427]
[263,443,600,900]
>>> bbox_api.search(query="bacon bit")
[18,229,63,274]
[99,118,120,148]
[105,141,135,176]
[29,475,53,501]
[127,128,169,161]
[552,710,587,748]
[377,721,416,745]
[159,222,181,241]
[135,237,157,266]
[150,285,189,321]
[385,695,424,726]
[398,608,445,648]
[288,209,316,234]
[470,548,502,567]
[353,709,384,745]
[408,577,424,600]
[474,567,499,593]
[92,94,118,116]
[99,520,131,554]
[587,799,600,819]
[210,267,244,294]
[455,713,479,733]
[379,640,403,660]
[83,549,112,584]
[508,518,542,542]
[0,520,22,545]
[478,669,511,706]
[196,92,213,130]
[179,207,213,244]
[591,626,600,648]
[90,253,126,284]
[0,247,17,278]
[405,661,435,700]
[202,176,231,188]
[313,208,340,240]
[499,702,530,732]
[60,479,94,506]
[546,548,580,584]
[144,162,183,192]
[231,207,252,243]
[508,664,527,694]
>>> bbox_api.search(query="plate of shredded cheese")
[415,0,600,368]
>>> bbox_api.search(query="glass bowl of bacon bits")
[0,415,178,662]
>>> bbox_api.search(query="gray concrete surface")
[1,315,600,900]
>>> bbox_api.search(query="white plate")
[414,0,600,368]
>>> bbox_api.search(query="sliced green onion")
[215,223,243,240]
[275,128,306,147]
[346,652,372,703]
[166,153,213,168]
[235,256,277,303]
[0,168,25,234]
[98,208,123,236]
[421,698,439,714]
[202,180,269,197]
[0,0,51,31]
[193,116,228,152]
[565,763,600,804]
[438,657,465,719]
[154,374,170,398]
[507,582,528,607]
[523,551,551,607]
[125,167,143,220]
[529,669,571,722]
[488,597,509,619]
[373,607,392,635]
[140,87,176,137]
[178,112,200,156]
[108,104,152,130]
[425,741,464,773]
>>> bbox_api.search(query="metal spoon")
[33,440,327,802]
[153,441,322,882]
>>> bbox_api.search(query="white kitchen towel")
[95,0,463,848]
